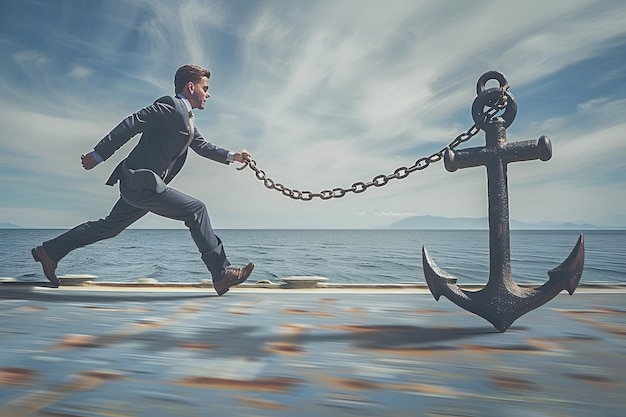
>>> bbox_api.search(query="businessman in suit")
[32,64,254,295]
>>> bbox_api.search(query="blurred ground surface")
[0,284,624,417]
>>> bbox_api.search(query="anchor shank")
[484,120,513,286]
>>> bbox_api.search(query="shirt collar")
[175,94,192,113]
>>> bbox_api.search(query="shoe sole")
[31,248,60,286]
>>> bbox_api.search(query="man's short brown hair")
[174,65,211,93]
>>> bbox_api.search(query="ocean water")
[1,229,624,286]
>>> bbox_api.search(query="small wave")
[357,263,379,269]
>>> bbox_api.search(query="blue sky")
[1,0,625,229]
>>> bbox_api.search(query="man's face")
[187,76,210,110]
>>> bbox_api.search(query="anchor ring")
[472,88,517,129]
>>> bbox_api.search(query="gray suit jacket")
[95,95,230,192]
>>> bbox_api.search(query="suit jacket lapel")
[163,99,195,179]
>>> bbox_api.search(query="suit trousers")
[42,183,230,281]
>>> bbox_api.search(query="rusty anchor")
[422,71,585,332]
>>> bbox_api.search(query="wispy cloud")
[14,50,48,67]
[68,65,93,79]
[0,0,625,228]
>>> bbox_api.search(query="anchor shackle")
[472,71,517,129]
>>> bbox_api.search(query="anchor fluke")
[422,246,458,301]
[547,233,585,295]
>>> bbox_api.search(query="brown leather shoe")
[213,262,254,296]
[31,246,60,286]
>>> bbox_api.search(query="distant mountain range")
[1,219,622,230]
[386,215,610,230]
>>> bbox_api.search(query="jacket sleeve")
[189,127,231,164]
[94,99,176,161]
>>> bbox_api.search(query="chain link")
[237,89,508,201]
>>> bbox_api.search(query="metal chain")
[237,89,509,201]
